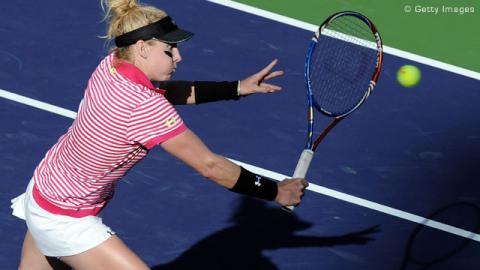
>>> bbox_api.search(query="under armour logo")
[254,176,262,187]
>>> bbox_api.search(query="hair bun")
[105,0,138,18]
[101,0,167,41]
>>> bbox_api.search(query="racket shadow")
[151,198,380,270]
[398,202,480,270]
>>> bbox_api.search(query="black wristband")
[194,81,240,104]
[229,167,278,201]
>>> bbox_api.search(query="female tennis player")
[11,0,308,269]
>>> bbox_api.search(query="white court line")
[0,89,77,119]
[230,158,480,243]
[206,0,480,81]
[2,88,480,243]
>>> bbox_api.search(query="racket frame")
[285,11,383,212]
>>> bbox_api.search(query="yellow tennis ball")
[397,65,421,88]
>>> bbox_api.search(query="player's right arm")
[160,128,307,207]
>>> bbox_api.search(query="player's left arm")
[160,128,307,206]
[160,59,284,105]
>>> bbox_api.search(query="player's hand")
[238,59,284,96]
[275,178,309,207]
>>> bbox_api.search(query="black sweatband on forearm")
[159,81,194,105]
[229,167,278,201]
[194,81,240,104]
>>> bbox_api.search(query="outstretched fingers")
[256,59,284,82]
[263,70,285,81]
[258,82,282,93]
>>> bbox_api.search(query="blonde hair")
[101,0,168,60]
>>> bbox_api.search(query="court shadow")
[398,202,480,270]
[152,198,380,270]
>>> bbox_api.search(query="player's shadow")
[152,198,380,270]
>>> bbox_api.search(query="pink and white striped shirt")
[32,53,187,217]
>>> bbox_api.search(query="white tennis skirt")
[11,179,115,257]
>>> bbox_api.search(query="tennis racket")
[285,11,383,212]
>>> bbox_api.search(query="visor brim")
[156,29,194,44]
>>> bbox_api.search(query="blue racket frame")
[303,11,383,151]
[284,11,383,212]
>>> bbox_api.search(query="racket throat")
[312,117,344,151]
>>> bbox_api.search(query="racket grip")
[283,149,314,212]
[293,149,314,178]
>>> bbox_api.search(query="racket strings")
[309,15,379,116]
[330,16,377,47]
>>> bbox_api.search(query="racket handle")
[283,149,314,212]
[293,149,314,178]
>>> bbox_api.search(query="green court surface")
[234,0,480,73]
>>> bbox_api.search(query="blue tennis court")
[1,1,480,269]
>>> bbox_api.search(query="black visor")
[114,16,194,47]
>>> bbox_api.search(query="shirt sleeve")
[127,95,187,149]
